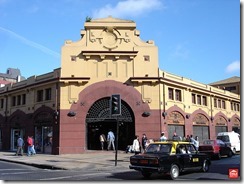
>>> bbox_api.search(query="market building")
[0,17,240,154]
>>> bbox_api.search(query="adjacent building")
[0,17,240,154]
[209,76,240,95]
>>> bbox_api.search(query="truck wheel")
[202,160,210,172]
[141,171,152,178]
[170,164,179,180]
[227,150,233,157]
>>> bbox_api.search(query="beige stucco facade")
[0,17,240,154]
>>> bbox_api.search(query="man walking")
[107,130,115,151]
[15,136,24,156]
[27,136,36,156]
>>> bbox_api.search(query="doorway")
[86,97,135,151]
[11,129,24,151]
[35,126,53,154]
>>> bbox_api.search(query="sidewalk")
[0,150,133,171]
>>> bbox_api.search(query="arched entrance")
[86,97,135,150]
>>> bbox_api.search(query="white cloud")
[170,43,189,60]
[92,0,163,18]
[0,0,8,5]
[26,5,39,14]
[225,61,240,73]
[0,26,60,58]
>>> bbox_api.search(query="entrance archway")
[86,97,135,150]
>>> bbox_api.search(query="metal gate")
[193,126,209,143]
[86,97,135,150]
[168,125,184,140]
[215,126,227,136]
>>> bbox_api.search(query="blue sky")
[0,0,240,84]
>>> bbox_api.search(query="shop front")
[167,111,185,139]
[232,117,240,134]
[214,116,228,136]
[192,113,210,142]
[34,111,53,154]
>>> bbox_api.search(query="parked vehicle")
[198,139,233,159]
[129,141,211,180]
[217,131,240,154]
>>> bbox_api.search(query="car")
[129,141,211,180]
[198,139,233,159]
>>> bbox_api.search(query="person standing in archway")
[99,134,106,150]
[141,134,148,152]
[107,130,115,151]
[132,135,141,155]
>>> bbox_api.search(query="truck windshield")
[217,135,230,142]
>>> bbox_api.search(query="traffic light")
[111,94,121,115]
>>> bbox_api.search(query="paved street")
[0,151,240,181]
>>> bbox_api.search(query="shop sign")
[193,114,208,125]
[168,111,184,125]
[233,118,240,126]
[216,116,227,126]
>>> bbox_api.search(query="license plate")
[140,159,148,164]
[192,158,199,162]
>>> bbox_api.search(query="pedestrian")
[160,132,167,141]
[141,133,148,152]
[145,139,151,149]
[190,135,196,144]
[27,136,36,156]
[99,134,106,150]
[194,136,199,150]
[132,135,141,155]
[107,130,115,151]
[15,136,24,156]
[172,132,182,141]
[186,135,190,142]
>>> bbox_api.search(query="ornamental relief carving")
[193,114,208,125]
[233,117,240,126]
[168,111,184,125]
[215,116,227,126]
[89,27,130,50]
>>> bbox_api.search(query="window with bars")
[192,93,196,104]
[45,88,52,101]
[197,95,201,105]
[22,94,26,105]
[236,103,240,111]
[222,100,226,109]
[218,99,221,108]
[202,96,207,106]
[37,90,44,102]
[214,98,217,108]
[17,95,21,106]
[175,89,182,101]
[168,88,174,100]
[12,96,16,106]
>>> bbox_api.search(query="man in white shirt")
[107,130,115,151]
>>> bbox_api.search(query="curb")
[0,158,66,170]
